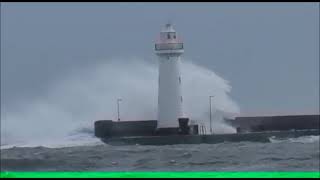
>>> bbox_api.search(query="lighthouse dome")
[161,23,176,33]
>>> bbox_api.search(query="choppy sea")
[1,135,319,171]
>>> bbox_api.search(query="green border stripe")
[1,172,319,178]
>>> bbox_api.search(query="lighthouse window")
[167,33,170,39]
[179,76,181,84]
[180,96,183,102]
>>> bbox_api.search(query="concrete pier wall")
[94,120,157,137]
[225,115,319,132]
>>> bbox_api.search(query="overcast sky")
[1,2,319,116]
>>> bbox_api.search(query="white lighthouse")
[155,23,184,128]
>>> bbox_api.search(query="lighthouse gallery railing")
[155,43,184,51]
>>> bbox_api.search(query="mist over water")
[1,57,240,147]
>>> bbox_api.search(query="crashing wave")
[269,135,319,144]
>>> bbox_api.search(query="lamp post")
[117,98,122,121]
[209,95,214,134]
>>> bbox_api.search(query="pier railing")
[199,125,207,135]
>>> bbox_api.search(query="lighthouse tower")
[155,23,184,128]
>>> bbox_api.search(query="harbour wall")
[225,114,320,132]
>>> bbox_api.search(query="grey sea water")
[1,135,319,171]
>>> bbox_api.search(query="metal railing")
[199,125,207,135]
[155,43,183,51]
